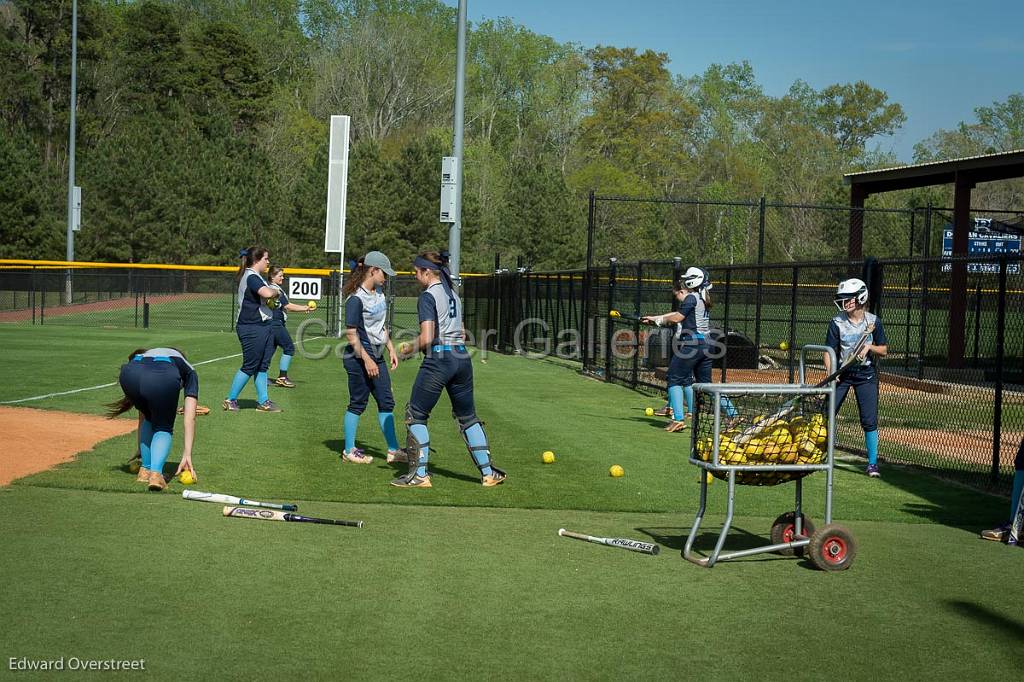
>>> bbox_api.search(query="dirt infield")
[0,406,136,485]
[0,293,219,322]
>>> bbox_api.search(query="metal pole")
[65,0,78,305]
[447,0,467,288]
[992,256,1007,488]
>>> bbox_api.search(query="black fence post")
[992,256,1007,488]
[586,190,596,272]
[581,191,597,369]
[605,258,617,381]
[972,283,981,367]
[31,267,36,325]
[631,262,642,389]
[788,265,799,383]
[918,206,933,378]
[753,197,766,354]
[40,272,46,325]
[721,269,731,382]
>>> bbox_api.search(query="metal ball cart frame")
[683,345,857,571]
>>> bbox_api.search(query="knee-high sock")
[344,411,361,452]
[378,412,399,451]
[464,423,492,476]
[279,354,292,375]
[139,419,154,470]
[684,386,695,416]
[410,424,430,476]
[227,370,250,400]
[255,372,269,403]
[149,431,173,476]
[1011,470,1024,521]
[865,430,879,466]
[720,396,738,417]
[667,386,685,420]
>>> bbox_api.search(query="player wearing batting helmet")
[391,251,506,488]
[825,278,888,477]
[223,247,283,413]
[266,266,315,389]
[642,267,737,432]
[339,251,407,465]
[108,348,199,491]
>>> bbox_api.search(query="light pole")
[65,0,78,304]
[447,0,467,287]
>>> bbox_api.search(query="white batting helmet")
[834,278,868,310]
[682,267,711,291]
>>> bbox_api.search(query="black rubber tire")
[769,512,815,556]
[808,524,857,571]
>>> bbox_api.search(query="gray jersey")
[418,282,464,345]
[676,292,710,338]
[828,311,882,368]
[345,286,389,347]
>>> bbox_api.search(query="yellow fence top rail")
[0,259,487,278]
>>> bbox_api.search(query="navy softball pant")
[343,348,395,415]
[236,322,275,375]
[666,340,712,388]
[834,370,879,432]
[118,359,181,432]
[407,353,477,423]
[272,323,295,356]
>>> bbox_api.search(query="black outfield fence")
[464,252,1024,493]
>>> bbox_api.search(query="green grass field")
[1,325,1022,679]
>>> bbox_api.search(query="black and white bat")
[558,528,660,555]
[1008,488,1024,546]
[223,506,363,528]
[608,310,647,324]
[733,324,875,445]
[183,489,298,512]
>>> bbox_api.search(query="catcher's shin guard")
[404,406,430,476]
[454,412,504,479]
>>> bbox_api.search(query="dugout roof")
[843,148,1024,368]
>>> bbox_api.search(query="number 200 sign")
[288,277,322,300]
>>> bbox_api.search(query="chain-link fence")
[0,265,339,333]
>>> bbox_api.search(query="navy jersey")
[271,285,289,324]
[236,269,272,325]
[346,287,389,359]
[418,282,463,346]
[676,292,710,339]
[826,312,888,374]
[136,348,199,398]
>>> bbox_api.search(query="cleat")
[341,448,374,464]
[147,471,167,492]
[274,377,295,388]
[980,523,1011,542]
[665,419,688,432]
[653,406,672,417]
[386,448,410,464]
[222,399,239,412]
[389,472,432,488]
[481,469,507,487]
[256,400,282,413]
[135,467,151,484]
[866,464,881,478]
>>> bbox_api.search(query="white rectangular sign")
[288,277,322,301]
[72,185,81,231]
[324,115,350,253]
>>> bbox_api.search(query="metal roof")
[843,149,1024,193]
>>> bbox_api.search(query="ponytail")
[342,258,370,297]
[105,348,148,418]
[235,246,269,282]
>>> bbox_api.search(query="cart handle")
[799,345,837,385]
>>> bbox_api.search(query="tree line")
[2,0,1022,272]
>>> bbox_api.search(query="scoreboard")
[941,218,1021,274]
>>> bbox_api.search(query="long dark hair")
[342,257,369,297]
[105,348,148,418]
[236,246,269,282]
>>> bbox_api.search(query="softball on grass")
[127,459,141,475]
[609,464,624,478]
[179,470,196,485]
[644,407,655,416]
[398,342,413,355]
[307,301,317,310]
[542,451,556,464]
[779,341,789,351]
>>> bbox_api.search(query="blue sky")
[446,0,1024,162]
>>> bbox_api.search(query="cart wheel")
[808,524,856,571]
[769,512,815,556]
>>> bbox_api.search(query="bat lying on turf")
[732,324,875,446]
[558,528,660,555]
[183,489,298,512]
[223,506,363,528]
[1009,486,1024,546]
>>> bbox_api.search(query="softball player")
[267,266,314,388]
[107,347,199,491]
[223,247,282,412]
[391,251,506,488]
[825,278,888,477]
[643,267,736,432]
[340,251,405,464]
[981,439,1024,542]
